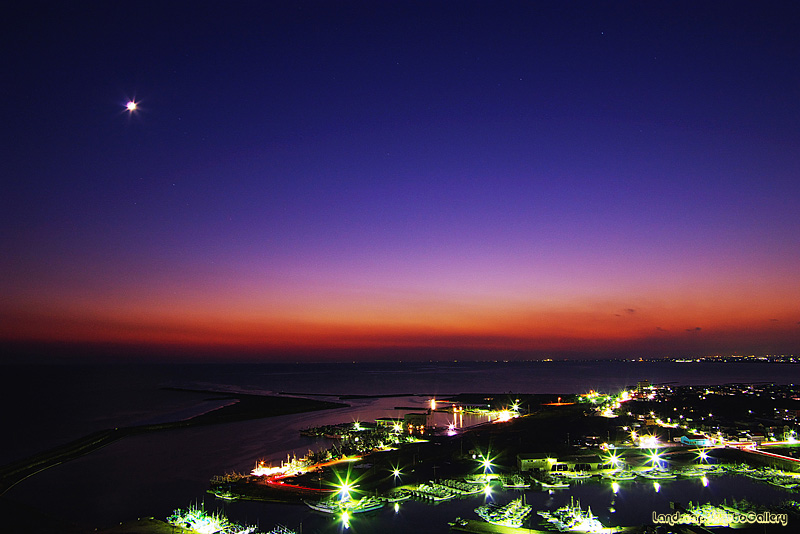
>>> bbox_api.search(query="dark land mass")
[161,387,347,424]
[0,389,346,497]
[337,393,416,400]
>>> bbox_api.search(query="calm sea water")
[2,360,797,531]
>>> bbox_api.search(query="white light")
[126,101,137,111]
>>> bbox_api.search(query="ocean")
[1,360,797,532]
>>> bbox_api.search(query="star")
[126,101,137,112]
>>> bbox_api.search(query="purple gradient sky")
[2,1,799,360]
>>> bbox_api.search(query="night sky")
[2,1,799,361]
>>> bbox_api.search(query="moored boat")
[538,497,614,532]
[475,497,532,528]
[639,469,676,480]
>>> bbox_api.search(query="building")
[517,453,603,473]
[517,453,556,472]
[680,434,714,447]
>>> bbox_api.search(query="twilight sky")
[2,1,799,361]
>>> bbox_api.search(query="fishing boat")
[501,474,531,489]
[538,497,614,532]
[305,496,385,514]
[304,499,341,514]
[345,496,385,513]
[211,489,239,500]
[408,482,456,501]
[604,470,636,481]
[475,497,532,528]
[438,479,485,495]
[383,489,412,502]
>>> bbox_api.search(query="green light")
[477,450,496,474]
[331,468,360,502]
[605,451,623,467]
[647,448,663,467]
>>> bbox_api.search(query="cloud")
[685,327,702,332]
[769,319,779,322]
[656,327,667,332]
[625,308,636,314]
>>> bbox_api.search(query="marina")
[3,361,800,533]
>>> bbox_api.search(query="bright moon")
[126,101,137,111]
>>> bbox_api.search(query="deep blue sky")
[2,1,799,360]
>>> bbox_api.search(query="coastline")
[0,389,347,496]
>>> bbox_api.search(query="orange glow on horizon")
[2,295,798,357]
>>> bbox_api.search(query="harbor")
[3,361,800,533]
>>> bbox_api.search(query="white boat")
[639,469,676,480]
[539,476,570,489]
[304,499,341,514]
[565,471,592,479]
